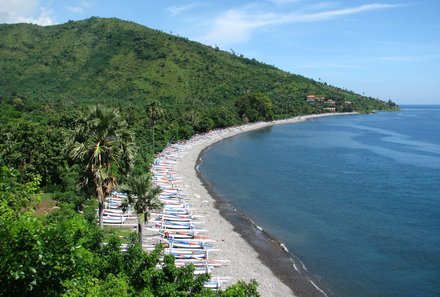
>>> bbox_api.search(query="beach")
[154,113,356,296]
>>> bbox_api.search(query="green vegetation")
[121,174,162,244]
[0,17,396,114]
[0,17,398,169]
[0,17,398,178]
[236,93,274,122]
[0,170,259,296]
[0,17,398,296]
[66,106,136,228]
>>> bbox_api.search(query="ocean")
[198,106,440,297]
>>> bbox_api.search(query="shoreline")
[196,166,330,297]
[169,113,357,296]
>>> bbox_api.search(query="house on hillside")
[306,95,316,102]
[306,95,326,102]
[325,99,336,105]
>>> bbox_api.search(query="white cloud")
[199,3,401,46]
[0,0,55,25]
[270,0,301,4]
[283,3,400,23]
[0,0,36,16]
[68,0,94,14]
[201,9,276,45]
[68,6,83,14]
[168,3,202,16]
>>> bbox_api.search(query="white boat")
[111,192,127,198]
[101,209,133,217]
[151,215,192,222]
[175,260,224,268]
[151,236,214,244]
[152,221,205,230]
[159,247,219,254]
[150,212,202,219]
[146,227,209,233]
[150,219,204,226]
[158,199,191,206]
[193,266,213,275]
[170,251,208,259]
[101,216,126,224]
[104,199,123,209]
[159,239,214,249]
[158,231,209,240]
[204,277,230,290]
[151,241,211,250]
[163,204,193,210]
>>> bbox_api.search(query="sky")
[1,0,439,104]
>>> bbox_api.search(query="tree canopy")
[0,168,260,296]
[66,106,136,228]
[236,93,274,122]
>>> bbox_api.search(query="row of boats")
[98,144,231,290]
[147,146,231,289]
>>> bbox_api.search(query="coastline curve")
[169,113,357,296]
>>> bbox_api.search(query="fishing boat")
[147,226,208,233]
[101,209,134,217]
[175,260,225,268]
[101,216,126,224]
[151,215,193,222]
[159,239,214,249]
[157,230,209,239]
[111,192,127,198]
[203,277,231,290]
[152,221,205,230]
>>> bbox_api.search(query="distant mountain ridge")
[0,17,394,113]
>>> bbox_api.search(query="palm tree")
[122,174,162,244]
[67,106,136,228]
[146,100,163,155]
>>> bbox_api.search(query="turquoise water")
[198,106,440,297]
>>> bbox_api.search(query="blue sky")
[1,0,439,104]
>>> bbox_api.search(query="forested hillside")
[0,17,395,112]
[0,16,398,185]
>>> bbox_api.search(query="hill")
[0,17,398,186]
[0,17,395,115]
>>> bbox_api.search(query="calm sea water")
[198,106,440,297]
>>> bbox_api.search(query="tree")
[121,174,162,244]
[235,93,273,122]
[146,100,164,155]
[387,99,398,108]
[0,120,65,185]
[0,166,41,219]
[67,106,136,228]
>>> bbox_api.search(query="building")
[306,95,316,102]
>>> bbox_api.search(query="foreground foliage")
[0,172,259,296]
[121,173,162,244]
